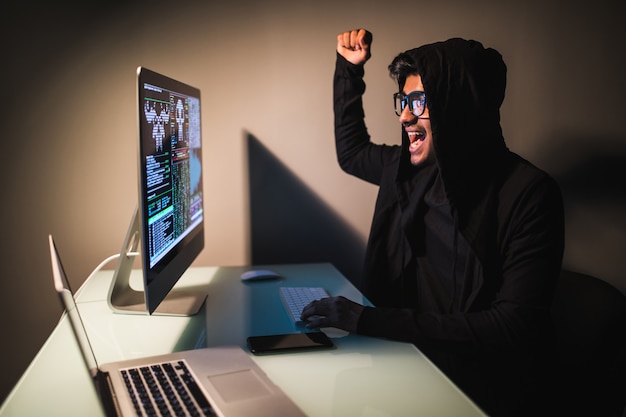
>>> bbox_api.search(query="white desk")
[0,263,486,417]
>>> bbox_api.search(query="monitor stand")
[107,208,207,316]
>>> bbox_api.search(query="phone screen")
[247,332,334,355]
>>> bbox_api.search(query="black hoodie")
[333,38,564,417]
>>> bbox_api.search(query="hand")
[300,296,365,333]
[337,29,372,66]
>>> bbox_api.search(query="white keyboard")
[279,287,329,325]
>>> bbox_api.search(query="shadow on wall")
[550,138,626,205]
[541,134,626,295]
[246,132,366,287]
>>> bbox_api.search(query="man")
[301,29,565,417]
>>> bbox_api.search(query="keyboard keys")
[280,287,329,325]
[121,360,216,416]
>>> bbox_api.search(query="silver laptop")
[49,235,305,417]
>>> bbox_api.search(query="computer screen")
[108,67,206,316]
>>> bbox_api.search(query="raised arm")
[333,29,394,185]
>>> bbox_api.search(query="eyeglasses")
[393,91,427,117]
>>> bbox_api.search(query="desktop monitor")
[107,67,207,316]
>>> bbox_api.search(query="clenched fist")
[337,29,373,65]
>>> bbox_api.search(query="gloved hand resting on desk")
[300,296,365,333]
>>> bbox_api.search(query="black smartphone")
[247,332,334,355]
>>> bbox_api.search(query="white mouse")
[240,269,282,282]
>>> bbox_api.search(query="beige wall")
[1,0,625,404]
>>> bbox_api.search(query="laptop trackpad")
[208,369,272,402]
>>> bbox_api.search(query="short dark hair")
[388,52,419,91]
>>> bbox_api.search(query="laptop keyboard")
[121,360,215,417]
[279,287,329,325]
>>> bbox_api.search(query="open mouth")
[407,131,425,142]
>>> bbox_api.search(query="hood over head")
[390,38,508,211]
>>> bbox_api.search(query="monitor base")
[108,208,206,316]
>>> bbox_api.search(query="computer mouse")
[240,269,282,282]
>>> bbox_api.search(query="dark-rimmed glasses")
[393,91,427,117]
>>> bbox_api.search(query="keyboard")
[279,287,329,325]
[121,360,215,417]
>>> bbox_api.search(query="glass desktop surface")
[203,263,368,347]
[0,264,486,417]
[202,263,486,417]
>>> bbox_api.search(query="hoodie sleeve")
[334,53,395,185]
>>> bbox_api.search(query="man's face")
[400,74,434,166]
